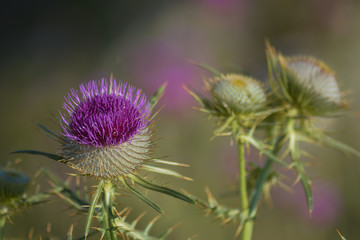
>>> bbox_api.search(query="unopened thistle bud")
[0,169,30,201]
[60,79,153,179]
[209,74,266,114]
[266,43,344,115]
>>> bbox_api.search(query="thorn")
[28,227,34,240]
[234,224,243,239]
[133,212,146,226]
[46,222,51,234]
[67,224,74,236]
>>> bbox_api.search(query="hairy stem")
[102,180,117,240]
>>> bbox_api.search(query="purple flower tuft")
[59,79,153,178]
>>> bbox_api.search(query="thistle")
[13,78,195,240]
[59,79,153,178]
[209,74,266,114]
[266,42,345,116]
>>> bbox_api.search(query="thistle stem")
[237,139,253,240]
[102,180,117,240]
[248,127,283,218]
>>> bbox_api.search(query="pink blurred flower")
[127,40,204,113]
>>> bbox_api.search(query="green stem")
[102,180,117,240]
[248,128,283,218]
[237,139,252,240]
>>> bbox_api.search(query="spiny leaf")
[11,150,63,161]
[129,174,196,204]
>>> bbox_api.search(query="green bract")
[0,169,30,202]
[266,43,344,115]
[209,74,266,114]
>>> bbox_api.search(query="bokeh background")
[1,0,360,239]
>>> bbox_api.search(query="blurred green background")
[1,0,360,239]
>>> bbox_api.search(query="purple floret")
[60,79,151,148]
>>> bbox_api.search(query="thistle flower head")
[0,169,30,201]
[266,43,344,115]
[60,79,153,179]
[208,74,266,114]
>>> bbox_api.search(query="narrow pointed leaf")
[294,163,313,214]
[141,165,192,181]
[188,60,221,76]
[151,159,189,167]
[120,177,164,214]
[308,131,360,157]
[11,150,63,161]
[150,83,167,109]
[183,86,206,107]
[129,174,196,204]
[240,136,286,166]
[85,180,104,238]
[36,122,61,139]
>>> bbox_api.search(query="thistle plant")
[7,42,359,239]
[186,42,359,240]
[14,78,195,239]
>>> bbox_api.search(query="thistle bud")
[0,169,30,201]
[209,74,266,114]
[266,43,344,115]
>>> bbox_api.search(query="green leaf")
[294,163,313,214]
[141,165,193,181]
[11,150,63,161]
[85,180,104,238]
[308,131,360,157]
[119,177,164,214]
[149,83,167,109]
[36,122,61,139]
[129,174,196,204]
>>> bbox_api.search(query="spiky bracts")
[266,43,344,116]
[60,79,153,179]
[209,74,266,114]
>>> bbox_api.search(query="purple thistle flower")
[59,78,153,179]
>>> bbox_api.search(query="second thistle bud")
[266,43,344,115]
[0,169,30,202]
[209,74,266,114]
